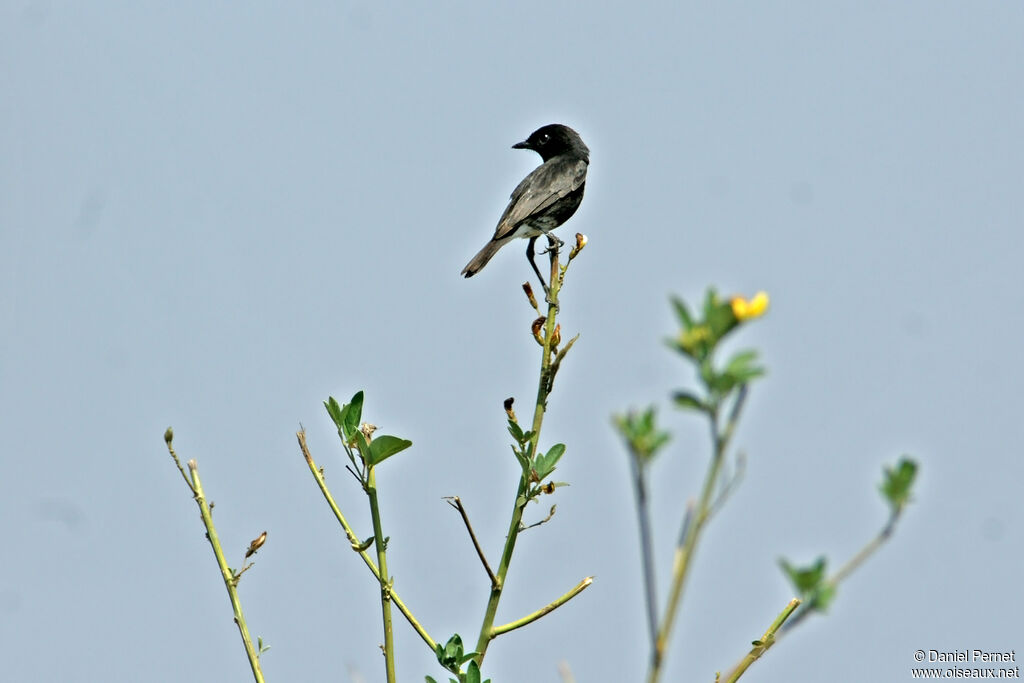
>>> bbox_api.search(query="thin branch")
[297,429,437,652]
[779,508,903,635]
[628,454,659,649]
[492,577,594,636]
[163,427,196,494]
[707,451,747,522]
[675,499,696,548]
[650,385,750,683]
[445,496,497,587]
[720,598,801,683]
[163,434,265,683]
[831,509,899,585]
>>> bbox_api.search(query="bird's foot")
[540,234,565,255]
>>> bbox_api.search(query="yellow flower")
[730,291,770,321]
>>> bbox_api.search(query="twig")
[779,508,902,635]
[445,496,497,586]
[297,429,437,652]
[163,427,195,494]
[707,451,747,521]
[491,577,593,636]
[629,454,659,649]
[164,432,265,683]
[649,385,750,682]
[521,504,557,531]
[720,598,801,683]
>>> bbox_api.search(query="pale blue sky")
[2,2,1022,682]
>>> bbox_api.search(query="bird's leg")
[542,234,564,308]
[526,236,549,294]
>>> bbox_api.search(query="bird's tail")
[461,239,507,278]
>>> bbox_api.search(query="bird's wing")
[491,157,588,241]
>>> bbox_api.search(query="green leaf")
[706,291,738,342]
[779,556,827,594]
[352,536,374,552]
[725,349,758,373]
[544,443,565,468]
[352,430,370,462]
[465,661,481,683]
[507,419,525,443]
[670,295,694,330]
[533,457,552,481]
[812,584,837,612]
[343,391,364,439]
[612,408,671,463]
[708,370,739,396]
[702,287,718,321]
[534,452,559,481]
[367,435,413,465]
[325,396,345,433]
[699,358,716,388]
[438,634,463,668]
[880,457,918,511]
[425,677,438,683]
[672,391,707,412]
[513,447,530,474]
[725,349,765,382]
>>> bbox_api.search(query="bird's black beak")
[512,140,531,150]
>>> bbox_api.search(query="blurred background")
[2,2,1021,681]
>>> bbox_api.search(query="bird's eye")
[538,133,550,144]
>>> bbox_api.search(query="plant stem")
[298,431,436,651]
[447,496,498,586]
[186,460,266,683]
[366,465,396,683]
[492,576,594,636]
[649,386,748,683]
[474,246,564,665]
[629,455,659,647]
[779,508,902,634]
[721,598,801,683]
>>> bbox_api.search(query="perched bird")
[461,124,590,289]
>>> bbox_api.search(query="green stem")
[649,386,748,683]
[298,431,436,651]
[474,246,564,665]
[721,598,801,683]
[492,576,593,636]
[187,461,266,683]
[366,465,396,683]
[780,508,901,634]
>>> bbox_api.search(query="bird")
[461,124,589,290]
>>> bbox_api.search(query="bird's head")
[513,124,590,163]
